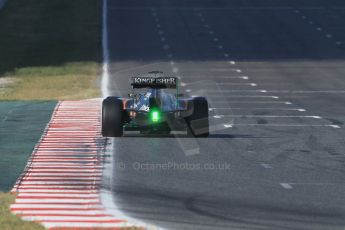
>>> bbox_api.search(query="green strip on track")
[0,101,57,191]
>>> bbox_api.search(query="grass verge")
[0,193,45,230]
[0,0,102,100]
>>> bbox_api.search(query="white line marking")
[229,61,236,65]
[280,183,293,189]
[16,198,99,203]
[22,216,123,222]
[13,210,107,215]
[162,44,170,50]
[336,41,342,45]
[208,95,278,98]
[316,27,322,31]
[223,124,233,128]
[326,34,332,38]
[232,124,340,128]
[213,115,322,119]
[212,101,293,104]
[261,163,272,169]
[42,223,133,229]
[209,107,306,112]
[101,0,110,97]
[18,193,99,198]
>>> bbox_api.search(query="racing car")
[101,71,209,137]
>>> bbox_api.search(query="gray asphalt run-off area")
[101,0,345,230]
[0,0,7,9]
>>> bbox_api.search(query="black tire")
[102,97,123,137]
[186,97,209,137]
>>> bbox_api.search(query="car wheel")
[186,97,209,137]
[102,97,123,137]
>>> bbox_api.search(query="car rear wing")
[131,77,177,89]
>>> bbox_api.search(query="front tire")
[102,97,123,137]
[186,97,209,137]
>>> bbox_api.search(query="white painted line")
[232,124,340,128]
[236,69,242,73]
[19,181,97,185]
[18,193,99,198]
[11,204,104,209]
[336,41,342,45]
[224,124,233,128]
[42,223,132,229]
[16,198,99,203]
[14,189,98,193]
[330,125,341,129]
[212,101,293,104]
[22,216,122,221]
[101,0,110,97]
[209,95,278,98]
[261,163,272,169]
[316,27,322,31]
[13,210,107,215]
[229,61,236,65]
[280,183,293,189]
[213,115,322,119]
[209,107,306,112]
[326,34,332,38]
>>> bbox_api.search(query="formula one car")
[101,71,209,137]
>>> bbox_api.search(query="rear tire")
[186,97,209,137]
[102,97,123,137]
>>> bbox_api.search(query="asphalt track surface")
[0,0,6,9]
[103,1,345,229]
